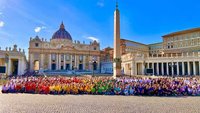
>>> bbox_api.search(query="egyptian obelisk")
[113,1,121,78]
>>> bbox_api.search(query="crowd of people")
[1,76,200,96]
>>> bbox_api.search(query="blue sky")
[0,0,200,56]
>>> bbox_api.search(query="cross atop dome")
[60,21,65,29]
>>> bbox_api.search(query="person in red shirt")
[31,82,36,93]
[15,83,22,93]
[44,84,50,94]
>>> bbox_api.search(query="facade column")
[59,54,61,70]
[64,54,66,70]
[48,54,51,70]
[147,62,149,68]
[70,55,73,70]
[56,54,59,70]
[188,61,190,75]
[182,62,185,75]
[162,62,164,75]
[177,62,179,76]
[83,55,85,70]
[166,62,169,75]
[98,56,100,72]
[156,62,159,75]
[75,55,77,69]
[193,61,196,75]
[40,54,44,69]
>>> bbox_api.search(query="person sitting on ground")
[2,84,8,93]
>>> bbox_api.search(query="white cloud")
[0,21,4,27]
[97,1,104,7]
[87,36,99,42]
[34,26,46,33]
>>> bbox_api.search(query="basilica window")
[65,54,70,61]
[51,54,56,62]
[35,43,39,47]
[79,55,83,61]
[94,47,97,50]
[93,56,97,61]
[72,55,75,61]
[61,54,64,62]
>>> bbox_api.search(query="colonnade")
[144,61,200,76]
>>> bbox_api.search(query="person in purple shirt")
[2,84,8,93]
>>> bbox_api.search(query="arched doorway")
[79,64,83,70]
[34,60,40,71]
[93,61,97,70]
[51,63,56,70]
[12,60,18,75]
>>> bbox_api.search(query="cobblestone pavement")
[0,94,200,113]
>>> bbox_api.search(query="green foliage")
[113,58,122,63]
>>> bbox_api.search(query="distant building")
[121,28,200,76]
[0,45,27,75]
[100,47,113,74]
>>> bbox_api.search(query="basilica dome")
[52,22,72,40]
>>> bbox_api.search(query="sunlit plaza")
[1,0,200,113]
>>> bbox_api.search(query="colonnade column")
[156,62,159,75]
[177,62,179,75]
[162,62,164,75]
[182,62,185,75]
[131,61,134,76]
[193,61,196,75]
[199,61,200,75]
[142,62,145,75]
[188,61,190,75]
[172,62,174,76]
[152,62,154,75]
[8,58,11,75]
[18,58,21,75]
[166,62,169,75]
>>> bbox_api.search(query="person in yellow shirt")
[66,84,70,94]
[49,84,55,94]
[61,84,67,94]
[73,85,78,94]
[86,84,91,94]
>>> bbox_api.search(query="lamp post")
[90,59,97,77]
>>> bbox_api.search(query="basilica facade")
[29,22,100,72]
